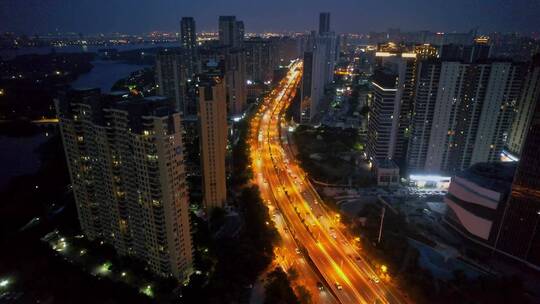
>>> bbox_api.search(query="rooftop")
[373,159,399,170]
[458,162,516,192]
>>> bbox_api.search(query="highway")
[249,61,409,304]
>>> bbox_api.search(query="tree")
[264,268,299,304]
[295,285,312,304]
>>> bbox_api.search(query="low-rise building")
[444,162,516,246]
[372,159,400,187]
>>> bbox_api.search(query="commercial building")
[197,75,228,210]
[367,44,420,162]
[56,89,193,280]
[155,49,188,114]
[372,159,400,187]
[507,54,540,156]
[444,162,516,245]
[367,69,400,160]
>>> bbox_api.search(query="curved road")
[249,61,409,304]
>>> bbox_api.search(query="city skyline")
[2,0,540,35]
[1,4,540,303]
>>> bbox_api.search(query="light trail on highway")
[249,60,409,304]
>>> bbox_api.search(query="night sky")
[1,0,539,35]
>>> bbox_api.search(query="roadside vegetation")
[292,125,372,186]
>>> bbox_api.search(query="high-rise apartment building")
[496,93,540,268]
[180,17,197,76]
[197,76,228,210]
[55,89,193,280]
[507,54,540,156]
[225,49,247,116]
[219,16,244,48]
[319,12,330,35]
[300,51,314,122]
[406,59,440,171]
[300,14,337,123]
[244,37,278,83]
[155,49,188,114]
[236,21,245,46]
[440,36,492,63]
[406,59,524,174]
[274,36,300,66]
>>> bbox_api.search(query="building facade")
[300,14,337,123]
[155,49,188,114]
[244,37,278,83]
[180,17,197,77]
[197,76,228,210]
[219,16,244,48]
[56,89,193,280]
[367,47,419,162]
[407,60,524,174]
[444,162,515,245]
[367,69,400,160]
[507,54,540,156]
[497,94,540,268]
[225,49,247,116]
[319,12,330,34]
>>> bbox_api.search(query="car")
[316,282,324,291]
[335,282,343,290]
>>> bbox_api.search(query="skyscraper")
[496,91,540,267]
[308,34,336,120]
[225,49,247,116]
[300,51,313,123]
[180,17,197,76]
[319,12,330,35]
[244,37,279,83]
[406,59,524,174]
[219,16,244,48]
[367,45,419,162]
[55,89,193,280]
[406,59,440,172]
[236,20,245,46]
[507,54,540,156]
[155,49,188,113]
[367,69,401,160]
[197,76,228,210]
[301,15,337,123]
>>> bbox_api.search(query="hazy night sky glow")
[1,0,539,34]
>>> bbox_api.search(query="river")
[71,60,150,92]
[0,45,158,189]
